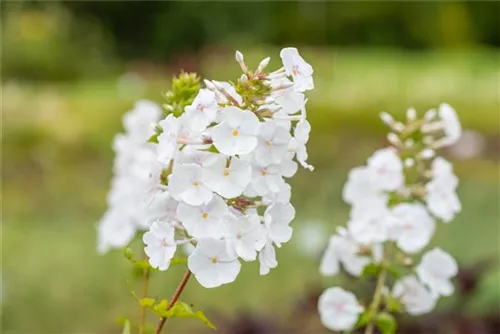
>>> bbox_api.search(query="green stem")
[139,267,150,334]
[365,245,391,334]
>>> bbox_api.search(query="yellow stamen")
[223,168,230,176]
[261,169,267,176]
[192,181,200,187]
[211,257,218,264]
[202,212,208,220]
[232,129,239,137]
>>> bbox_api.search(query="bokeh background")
[2,1,499,333]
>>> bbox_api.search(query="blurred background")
[2,1,499,333]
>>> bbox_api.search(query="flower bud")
[419,148,435,159]
[424,108,436,121]
[256,57,271,74]
[203,79,215,90]
[406,107,417,121]
[379,111,394,125]
[404,158,415,167]
[387,132,400,146]
[235,50,244,63]
[240,74,248,84]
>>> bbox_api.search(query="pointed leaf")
[376,312,397,334]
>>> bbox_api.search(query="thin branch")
[154,269,192,334]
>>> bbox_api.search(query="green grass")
[2,48,499,333]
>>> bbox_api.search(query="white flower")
[258,241,278,275]
[249,163,284,196]
[416,248,458,297]
[438,103,461,146]
[188,238,241,288]
[211,106,260,156]
[142,190,179,227]
[184,89,218,131]
[202,155,251,198]
[169,163,213,206]
[347,205,396,244]
[177,195,227,239]
[157,114,180,165]
[264,203,295,247]
[212,81,243,106]
[425,180,461,222]
[271,78,305,114]
[280,47,314,92]
[320,229,382,277]
[223,211,266,261]
[390,203,435,253]
[254,121,291,166]
[143,221,177,271]
[366,147,404,191]
[342,166,387,208]
[262,180,291,204]
[318,287,364,332]
[97,209,136,254]
[430,157,458,189]
[393,275,437,315]
[123,99,161,141]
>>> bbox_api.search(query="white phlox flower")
[392,275,437,315]
[318,287,364,332]
[143,221,177,271]
[416,248,458,297]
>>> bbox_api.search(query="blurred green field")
[2,48,500,333]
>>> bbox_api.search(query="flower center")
[260,169,268,176]
[232,129,239,137]
[223,168,231,176]
[197,104,204,112]
[192,180,200,187]
[161,238,169,247]
[211,257,218,264]
[202,212,208,220]
[265,140,272,148]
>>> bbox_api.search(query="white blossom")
[258,241,278,275]
[223,211,266,261]
[211,106,260,156]
[280,47,314,92]
[318,287,364,331]
[416,248,458,297]
[177,195,227,239]
[143,221,177,271]
[254,121,291,166]
[390,203,435,253]
[202,155,251,198]
[393,275,437,315]
[184,89,218,131]
[426,180,461,223]
[366,147,404,191]
[169,163,213,206]
[264,203,295,247]
[188,238,241,288]
[438,103,462,146]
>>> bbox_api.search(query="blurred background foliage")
[2,1,499,333]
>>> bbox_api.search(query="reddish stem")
[154,269,192,334]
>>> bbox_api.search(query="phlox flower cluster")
[318,104,462,332]
[98,48,315,289]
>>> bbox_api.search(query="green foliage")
[353,311,371,329]
[138,298,216,330]
[163,72,201,117]
[121,319,131,334]
[375,312,397,334]
[361,263,382,279]
[234,77,272,113]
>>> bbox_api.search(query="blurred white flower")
[318,287,364,331]
[280,47,314,92]
[417,248,458,297]
[393,275,437,315]
[390,203,435,253]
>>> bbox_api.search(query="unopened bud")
[424,108,436,121]
[387,132,400,145]
[379,111,394,126]
[404,158,415,167]
[404,139,414,147]
[406,107,417,121]
[264,96,275,104]
[203,79,216,90]
[420,148,435,159]
[393,122,405,132]
[402,257,413,267]
[256,56,271,74]
[240,74,248,84]
[235,50,244,63]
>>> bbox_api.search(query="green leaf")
[353,311,371,329]
[386,265,402,279]
[148,132,160,143]
[122,319,131,334]
[139,297,156,308]
[166,301,216,330]
[361,263,382,279]
[153,299,169,317]
[376,312,397,334]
